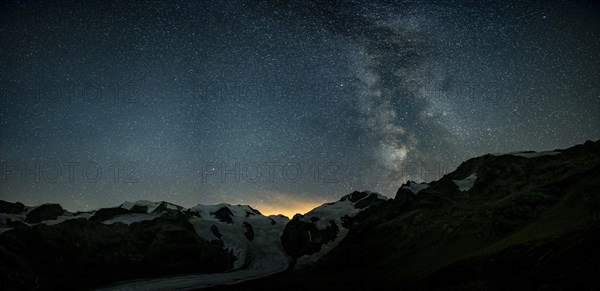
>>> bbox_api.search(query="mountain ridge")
[1,140,598,290]
[206,139,600,290]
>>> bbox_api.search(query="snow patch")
[103,213,158,225]
[453,174,477,192]
[1,210,96,226]
[120,200,162,213]
[491,150,561,158]
[295,192,386,267]
[301,200,360,230]
[401,182,430,194]
[0,213,26,225]
[361,190,388,201]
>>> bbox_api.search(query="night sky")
[1,0,599,217]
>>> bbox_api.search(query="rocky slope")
[0,192,386,290]
[1,140,599,290]
[0,200,291,290]
[207,140,600,290]
[281,191,387,267]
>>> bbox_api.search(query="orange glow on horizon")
[249,194,326,219]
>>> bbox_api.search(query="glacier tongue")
[188,203,290,270]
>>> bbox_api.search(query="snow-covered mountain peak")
[119,200,184,213]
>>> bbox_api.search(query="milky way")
[1,0,598,215]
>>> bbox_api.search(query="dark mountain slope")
[0,212,235,290]
[207,140,600,290]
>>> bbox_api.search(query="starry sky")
[1,0,599,217]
